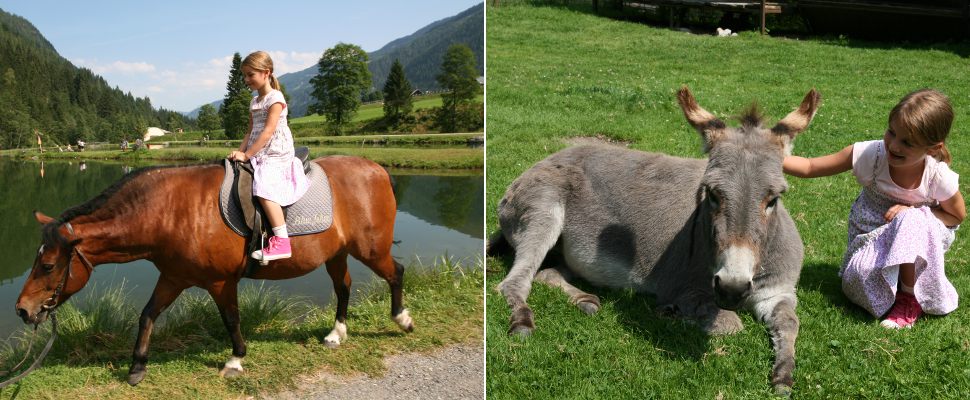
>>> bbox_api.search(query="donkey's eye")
[706,187,721,208]
[766,196,779,210]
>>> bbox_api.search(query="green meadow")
[486,4,970,399]
[0,259,482,399]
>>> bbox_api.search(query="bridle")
[38,222,94,313]
[0,222,93,388]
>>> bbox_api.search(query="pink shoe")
[880,291,922,329]
[251,236,291,261]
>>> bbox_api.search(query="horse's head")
[15,211,94,326]
[677,86,819,310]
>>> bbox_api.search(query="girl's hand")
[228,151,249,162]
[884,204,911,222]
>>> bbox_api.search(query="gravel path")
[269,343,484,399]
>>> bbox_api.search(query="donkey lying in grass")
[490,87,819,395]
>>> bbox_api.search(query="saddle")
[218,147,334,275]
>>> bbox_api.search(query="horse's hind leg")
[535,267,601,315]
[497,201,564,337]
[206,280,247,378]
[323,253,351,348]
[128,276,188,386]
[356,252,414,333]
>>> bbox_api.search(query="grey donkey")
[490,87,820,395]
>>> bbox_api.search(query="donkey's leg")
[128,276,187,386]
[207,280,247,378]
[497,202,564,337]
[671,288,743,335]
[323,254,351,348]
[534,267,601,315]
[752,293,799,396]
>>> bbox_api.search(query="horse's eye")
[42,263,55,272]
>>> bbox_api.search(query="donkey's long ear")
[34,211,54,225]
[677,86,726,153]
[771,89,821,155]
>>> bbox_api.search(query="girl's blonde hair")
[889,89,954,163]
[242,51,280,91]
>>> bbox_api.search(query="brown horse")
[14,156,413,386]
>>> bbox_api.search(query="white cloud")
[72,58,156,74]
[265,50,319,74]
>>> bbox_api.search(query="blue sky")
[1,1,483,112]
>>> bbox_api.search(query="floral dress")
[840,140,959,317]
[247,90,309,207]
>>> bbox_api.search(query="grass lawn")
[0,259,482,399]
[486,4,970,399]
[290,94,448,125]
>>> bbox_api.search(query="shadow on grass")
[798,261,874,323]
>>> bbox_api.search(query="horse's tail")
[486,230,512,257]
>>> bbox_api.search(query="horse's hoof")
[393,309,415,333]
[773,383,792,398]
[127,370,146,386]
[219,367,244,378]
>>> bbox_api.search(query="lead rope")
[0,312,57,389]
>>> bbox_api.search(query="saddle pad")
[219,159,334,236]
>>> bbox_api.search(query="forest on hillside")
[0,9,194,150]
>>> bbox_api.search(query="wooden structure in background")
[616,0,784,34]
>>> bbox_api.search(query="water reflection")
[0,159,482,337]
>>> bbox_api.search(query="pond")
[0,159,483,339]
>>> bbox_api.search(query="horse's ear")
[34,211,54,225]
[677,86,726,153]
[771,89,821,156]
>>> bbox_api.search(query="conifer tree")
[436,44,480,133]
[382,59,413,128]
[219,52,252,139]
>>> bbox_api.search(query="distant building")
[410,89,424,96]
[143,127,171,141]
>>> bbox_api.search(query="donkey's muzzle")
[713,276,752,310]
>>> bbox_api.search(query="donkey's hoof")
[773,383,792,398]
[324,338,341,349]
[219,366,244,378]
[508,323,533,338]
[577,301,600,315]
[574,294,601,315]
[127,369,146,386]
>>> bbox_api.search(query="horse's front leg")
[128,276,187,386]
[752,293,799,397]
[207,280,246,378]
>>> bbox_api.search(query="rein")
[0,222,93,388]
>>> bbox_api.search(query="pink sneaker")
[880,291,922,329]
[251,236,291,261]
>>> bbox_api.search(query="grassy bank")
[1,136,483,170]
[486,4,970,399]
[0,258,483,399]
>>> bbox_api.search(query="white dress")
[247,90,309,207]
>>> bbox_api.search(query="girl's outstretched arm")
[783,145,853,178]
[933,191,966,228]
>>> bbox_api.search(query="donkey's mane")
[738,104,765,130]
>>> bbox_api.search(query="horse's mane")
[43,160,223,243]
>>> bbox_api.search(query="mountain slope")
[189,3,483,118]
[0,8,192,148]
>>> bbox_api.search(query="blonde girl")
[783,89,965,329]
[228,51,309,261]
